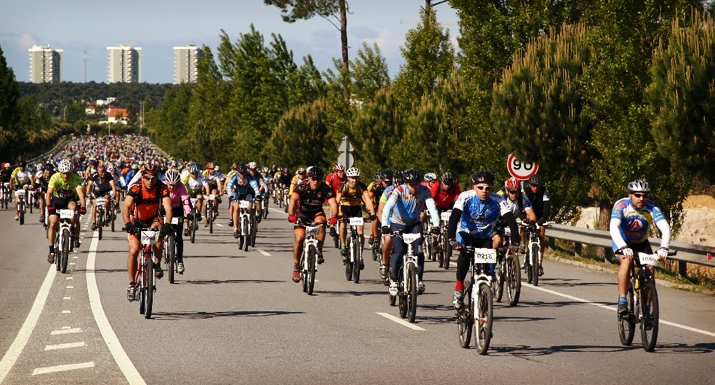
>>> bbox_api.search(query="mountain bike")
[297,219,324,295]
[125,224,162,319]
[54,209,76,274]
[523,221,548,286]
[189,198,199,244]
[343,216,365,283]
[237,200,252,251]
[260,193,269,219]
[372,229,382,261]
[283,187,290,213]
[163,217,182,284]
[618,250,676,352]
[207,194,218,234]
[96,196,106,240]
[424,212,436,262]
[15,188,27,225]
[391,231,421,323]
[437,210,453,269]
[1,183,10,209]
[457,246,499,355]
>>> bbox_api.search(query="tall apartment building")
[107,44,142,83]
[28,45,63,83]
[173,45,204,84]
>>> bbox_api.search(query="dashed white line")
[66,286,74,289]
[45,341,86,351]
[258,249,271,256]
[32,362,95,375]
[0,266,56,383]
[217,223,224,227]
[63,297,71,300]
[62,310,71,314]
[376,312,426,331]
[50,328,82,335]
[66,277,73,280]
[87,231,147,384]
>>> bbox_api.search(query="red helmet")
[141,164,158,175]
[505,177,520,192]
[334,163,345,172]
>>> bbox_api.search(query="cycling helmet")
[44,164,55,173]
[297,167,306,175]
[106,164,115,172]
[20,160,26,168]
[261,167,269,173]
[138,160,144,166]
[403,168,420,184]
[165,169,181,185]
[441,172,454,184]
[374,172,381,182]
[214,165,220,172]
[36,164,43,172]
[58,159,71,173]
[528,174,542,186]
[627,180,650,193]
[471,171,495,185]
[334,163,345,172]
[393,171,404,185]
[307,166,324,179]
[188,164,199,174]
[131,163,139,170]
[236,163,247,173]
[381,169,394,182]
[142,164,158,175]
[205,162,214,169]
[170,160,178,168]
[423,172,437,182]
[505,177,520,192]
[346,167,360,178]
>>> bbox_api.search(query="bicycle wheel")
[29,196,33,213]
[263,201,268,219]
[98,211,103,240]
[250,215,257,247]
[507,254,521,307]
[526,247,534,284]
[407,263,418,323]
[209,206,214,234]
[243,217,249,252]
[443,235,451,270]
[111,208,115,232]
[61,228,70,274]
[19,201,24,225]
[190,214,196,244]
[301,252,308,293]
[640,283,659,352]
[531,243,540,286]
[345,236,353,281]
[166,236,175,284]
[494,261,504,303]
[458,281,473,348]
[475,283,493,355]
[352,238,360,284]
[618,282,636,346]
[307,246,316,295]
[145,257,154,319]
[398,269,407,318]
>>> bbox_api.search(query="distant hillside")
[19,81,179,110]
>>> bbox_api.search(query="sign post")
[506,153,539,181]
[338,136,354,169]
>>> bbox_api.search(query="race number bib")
[474,248,497,264]
[349,217,364,226]
[638,253,658,266]
[140,230,158,246]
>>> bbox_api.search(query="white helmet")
[424,172,437,182]
[248,162,257,170]
[165,169,181,185]
[627,180,650,193]
[58,159,71,173]
[346,167,360,178]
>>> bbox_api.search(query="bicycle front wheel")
[507,254,521,307]
[640,283,659,352]
[442,235,451,270]
[19,201,24,225]
[407,263,418,323]
[190,214,196,243]
[618,283,636,346]
[61,228,70,274]
[353,238,361,283]
[307,245,316,295]
[458,281,473,348]
[144,257,154,319]
[166,236,175,284]
[475,283,493,355]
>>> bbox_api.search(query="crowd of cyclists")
[1,134,672,329]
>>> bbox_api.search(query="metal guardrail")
[545,223,715,273]
[24,135,73,166]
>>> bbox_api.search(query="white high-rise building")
[107,44,142,83]
[28,45,63,83]
[173,45,204,84]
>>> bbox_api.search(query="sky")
[0,0,460,84]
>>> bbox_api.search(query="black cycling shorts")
[341,205,362,218]
[50,196,75,211]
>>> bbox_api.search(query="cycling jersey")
[227,173,259,200]
[337,181,367,206]
[293,183,335,217]
[127,183,169,224]
[453,191,511,243]
[501,191,533,219]
[0,169,11,183]
[610,197,670,250]
[431,183,461,210]
[326,172,346,195]
[184,174,205,193]
[526,187,551,222]
[289,175,308,194]
[90,172,114,194]
[203,171,223,187]
[380,184,396,203]
[277,173,291,187]
[381,184,439,227]
[11,167,32,186]
[48,172,82,199]
[164,181,192,216]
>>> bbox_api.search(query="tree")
[0,45,20,159]
[64,102,85,125]
[266,99,332,168]
[350,42,390,103]
[351,87,403,172]
[264,0,350,101]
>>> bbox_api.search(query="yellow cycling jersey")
[338,181,367,206]
[289,175,306,195]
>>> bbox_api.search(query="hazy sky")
[0,0,459,84]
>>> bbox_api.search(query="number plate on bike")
[190,198,198,206]
[638,253,658,266]
[305,226,320,236]
[440,211,451,222]
[239,200,249,208]
[208,194,216,201]
[96,197,106,206]
[171,217,180,225]
[15,189,25,197]
[402,233,421,244]
[140,231,158,246]
[474,248,497,263]
[349,217,363,226]
[58,209,74,219]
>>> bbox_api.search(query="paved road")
[1,202,714,385]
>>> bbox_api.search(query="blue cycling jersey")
[381,184,439,227]
[610,197,666,246]
[228,173,258,199]
[453,190,511,244]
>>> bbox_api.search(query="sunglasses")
[529,183,539,187]
[507,189,518,194]
[476,185,493,191]
[143,175,156,181]
[632,193,647,199]
[310,177,321,181]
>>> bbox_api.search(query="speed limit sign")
[507,153,539,180]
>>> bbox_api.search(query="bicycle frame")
[395,232,420,294]
[239,200,251,236]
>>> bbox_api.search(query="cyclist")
[228,164,259,238]
[123,164,173,301]
[377,170,401,281]
[610,180,670,317]
[10,161,35,221]
[164,169,192,274]
[367,169,391,247]
[500,177,538,262]
[381,168,440,295]
[422,172,437,189]
[0,163,11,208]
[86,164,118,231]
[46,159,87,263]
[289,167,307,195]
[447,171,520,310]
[201,162,223,227]
[431,172,461,210]
[34,164,54,223]
[524,174,551,274]
[287,166,338,282]
[247,162,268,223]
[182,164,205,230]
[326,163,346,196]
[335,167,376,266]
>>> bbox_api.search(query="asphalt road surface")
[1,202,714,385]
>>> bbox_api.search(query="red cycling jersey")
[325,172,346,196]
[430,182,461,210]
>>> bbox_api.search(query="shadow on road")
[176,279,284,285]
[316,289,388,297]
[185,254,247,259]
[652,342,715,354]
[488,344,639,356]
[151,310,304,320]
[538,278,611,287]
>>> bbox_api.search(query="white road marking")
[258,249,271,256]
[45,341,86,351]
[73,256,78,259]
[63,297,71,300]
[0,266,56,383]
[217,223,224,227]
[66,286,73,289]
[376,312,426,331]
[50,328,82,335]
[69,262,75,266]
[66,277,73,280]
[32,362,94,375]
[62,310,71,314]
[269,208,287,215]
[86,232,147,384]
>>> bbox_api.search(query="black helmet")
[236,163,247,173]
[19,160,26,168]
[471,171,495,185]
[44,164,55,172]
[441,172,454,184]
[528,174,542,186]
[393,171,404,185]
[307,166,324,179]
[403,168,420,184]
[381,169,394,182]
